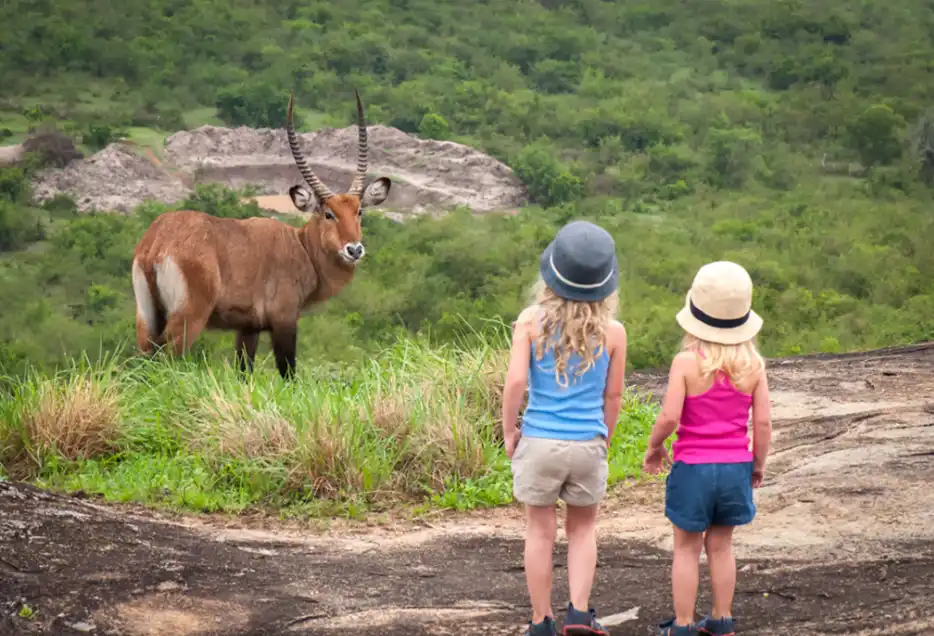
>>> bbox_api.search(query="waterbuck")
[131,90,391,379]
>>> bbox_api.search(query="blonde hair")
[525,277,619,388]
[681,332,765,388]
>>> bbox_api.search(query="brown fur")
[131,92,391,379]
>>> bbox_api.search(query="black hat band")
[689,299,750,329]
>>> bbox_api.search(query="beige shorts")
[511,435,609,507]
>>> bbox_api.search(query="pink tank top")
[672,371,754,464]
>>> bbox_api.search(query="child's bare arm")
[751,370,773,475]
[502,313,533,440]
[602,321,627,445]
[647,353,690,449]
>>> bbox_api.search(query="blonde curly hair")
[525,277,619,388]
[681,332,765,388]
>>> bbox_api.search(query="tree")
[418,113,451,140]
[216,81,298,129]
[706,126,763,189]
[847,105,906,167]
[909,111,934,184]
[511,140,583,206]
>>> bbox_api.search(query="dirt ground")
[3,343,934,636]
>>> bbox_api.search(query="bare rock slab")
[29,124,528,216]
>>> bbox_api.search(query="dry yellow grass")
[21,376,121,467]
[0,335,573,513]
[190,391,299,461]
[290,414,360,497]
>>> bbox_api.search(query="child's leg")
[526,504,559,623]
[564,502,598,611]
[511,436,571,626]
[561,437,609,634]
[696,461,755,635]
[704,526,735,620]
[672,526,705,625]
[664,461,716,628]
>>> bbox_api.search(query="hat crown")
[550,221,616,287]
[689,261,753,320]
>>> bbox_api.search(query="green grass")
[181,105,337,131]
[297,109,345,132]
[0,113,31,145]
[124,127,167,151]
[182,107,224,129]
[0,335,661,519]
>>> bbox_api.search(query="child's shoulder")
[669,350,700,376]
[514,305,539,328]
[604,319,627,351]
[512,305,540,339]
[672,350,699,365]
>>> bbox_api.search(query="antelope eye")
[357,208,363,217]
[325,211,336,221]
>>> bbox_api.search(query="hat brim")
[539,240,619,303]
[675,295,763,345]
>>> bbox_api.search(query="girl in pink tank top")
[672,362,755,465]
[642,261,773,636]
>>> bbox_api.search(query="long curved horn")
[347,89,368,197]
[286,91,333,201]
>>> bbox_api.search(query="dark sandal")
[657,617,698,635]
[563,603,609,636]
[696,615,736,635]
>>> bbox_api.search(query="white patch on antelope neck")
[154,256,187,316]
[131,259,157,335]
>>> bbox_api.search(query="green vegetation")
[2,0,934,515]
[0,338,658,516]
[3,169,933,379]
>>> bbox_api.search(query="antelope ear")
[289,185,319,212]
[360,177,391,208]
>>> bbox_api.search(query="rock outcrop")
[28,123,528,216]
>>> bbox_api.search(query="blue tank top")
[520,334,610,441]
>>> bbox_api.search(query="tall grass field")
[0,331,660,519]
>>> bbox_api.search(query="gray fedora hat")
[539,220,619,302]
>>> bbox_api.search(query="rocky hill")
[28,124,529,217]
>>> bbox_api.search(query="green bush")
[511,140,583,206]
[418,112,451,140]
[0,0,933,380]
[848,105,906,168]
[216,81,297,129]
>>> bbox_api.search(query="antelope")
[131,90,391,379]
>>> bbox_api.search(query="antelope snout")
[343,242,365,262]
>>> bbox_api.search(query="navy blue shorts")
[665,460,756,533]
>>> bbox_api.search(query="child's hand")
[505,430,521,459]
[752,464,765,488]
[642,444,670,474]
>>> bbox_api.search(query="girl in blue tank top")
[520,334,612,442]
[502,220,628,636]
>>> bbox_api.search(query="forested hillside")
[2,0,934,377]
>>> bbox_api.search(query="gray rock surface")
[28,123,528,216]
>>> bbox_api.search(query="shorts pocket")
[512,435,529,462]
[711,462,756,527]
[665,461,684,499]
[596,438,608,461]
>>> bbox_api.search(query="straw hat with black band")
[675,261,763,345]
